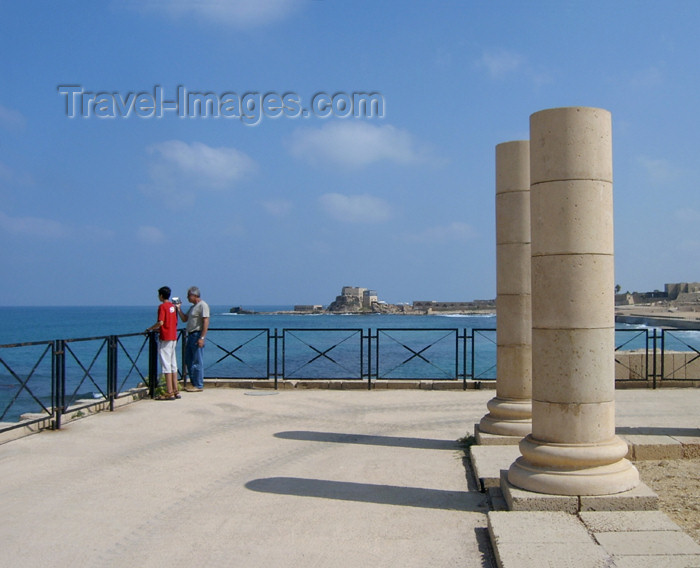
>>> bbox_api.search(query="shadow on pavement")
[274,430,460,450]
[245,477,487,512]
[616,426,700,437]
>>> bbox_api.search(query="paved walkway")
[0,388,698,567]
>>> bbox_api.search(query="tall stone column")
[508,107,639,495]
[479,140,532,438]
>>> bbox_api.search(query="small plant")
[456,434,477,451]
[153,374,168,397]
[72,410,85,419]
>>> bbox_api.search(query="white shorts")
[158,340,178,373]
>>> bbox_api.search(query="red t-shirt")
[157,302,178,341]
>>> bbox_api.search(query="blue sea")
[0,306,665,425]
[0,305,498,344]
[0,306,498,423]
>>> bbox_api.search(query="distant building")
[363,289,378,308]
[666,282,700,301]
[328,286,380,312]
[615,282,700,305]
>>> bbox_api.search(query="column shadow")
[245,477,487,512]
[274,430,460,451]
[616,426,700,437]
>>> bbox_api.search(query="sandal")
[155,394,175,401]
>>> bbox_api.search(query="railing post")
[657,329,663,390]
[107,335,117,411]
[148,331,158,397]
[273,328,278,389]
[469,328,475,385]
[54,339,65,430]
[461,328,467,390]
[366,328,372,390]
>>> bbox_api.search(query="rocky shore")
[615,303,700,329]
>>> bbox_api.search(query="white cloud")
[137,226,166,244]
[131,0,304,28]
[636,156,683,185]
[0,104,25,130]
[477,49,523,79]
[319,193,392,224]
[143,140,256,202]
[0,210,68,239]
[404,222,477,244]
[261,199,293,217]
[290,122,440,169]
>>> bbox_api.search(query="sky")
[1,1,699,307]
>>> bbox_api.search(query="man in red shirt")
[146,286,180,400]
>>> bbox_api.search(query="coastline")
[615,304,700,329]
[233,308,497,317]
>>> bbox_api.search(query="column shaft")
[479,140,532,437]
[508,107,639,496]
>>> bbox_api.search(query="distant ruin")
[615,282,700,306]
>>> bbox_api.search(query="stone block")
[612,555,700,567]
[529,106,612,185]
[500,470,578,512]
[495,140,529,194]
[384,381,416,389]
[488,511,612,567]
[615,352,631,380]
[662,353,676,379]
[493,542,613,568]
[474,424,523,446]
[496,295,531,345]
[579,482,658,511]
[628,351,648,381]
[470,445,520,490]
[579,511,681,533]
[488,510,592,543]
[685,352,700,380]
[530,399,616,444]
[530,180,613,255]
[593,530,700,556]
[497,244,531,293]
[339,381,367,390]
[624,435,684,460]
[672,435,700,458]
[431,380,464,390]
[531,255,614,328]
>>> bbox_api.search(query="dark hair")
[158,286,171,300]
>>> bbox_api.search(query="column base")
[507,435,640,496]
[478,396,532,438]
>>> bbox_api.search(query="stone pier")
[478,140,532,440]
[507,107,639,496]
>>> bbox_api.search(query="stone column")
[478,140,532,438]
[508,107,639,495]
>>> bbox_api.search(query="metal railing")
[0,332,152,432]
[2,325,698,433]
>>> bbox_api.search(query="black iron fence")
[1,326,698,433]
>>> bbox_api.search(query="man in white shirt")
[177,286,210,392]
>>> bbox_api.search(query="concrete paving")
[0,387,697,567]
